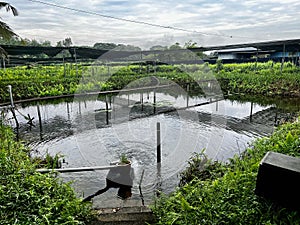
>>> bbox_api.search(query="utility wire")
[28,0,249,39]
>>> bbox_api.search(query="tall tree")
[184,40,197,48]
[0,2,18,40]
[93,42,117,50]
[56,37,73,47]
[169,42,182,50]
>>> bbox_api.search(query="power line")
[27,0,247,39]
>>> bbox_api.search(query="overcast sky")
[2,0,300,49]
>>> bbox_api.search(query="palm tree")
[0,2,18,40]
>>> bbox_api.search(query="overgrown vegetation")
[215,61,300,96]
[1,61,300,103]
[152,119,300,224]
[0,123,94,224]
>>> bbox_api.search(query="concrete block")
[255,151,300,211]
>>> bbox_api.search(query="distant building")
[217,47,263,60]
[190,38,300,63]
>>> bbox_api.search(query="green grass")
[0,123,94,224]
[152,119,300,224]
[1,61,300,103]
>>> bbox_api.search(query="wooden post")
[157,122,161,164]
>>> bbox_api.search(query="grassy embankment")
[0,61,300,103]
[0,122,94,224]
[152,118,300,224]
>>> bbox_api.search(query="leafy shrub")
[0,123,94,224]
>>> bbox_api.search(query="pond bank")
[152,118,300,224]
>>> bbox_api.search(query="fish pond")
[5,87,300,208]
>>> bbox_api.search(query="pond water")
[5,88,300,208]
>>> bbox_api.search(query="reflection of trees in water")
[196,107,298,136]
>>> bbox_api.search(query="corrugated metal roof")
[190,38,300,52]
[1,38,300,60]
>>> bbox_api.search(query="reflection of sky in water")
[11,92,280,208]
[197,100,270,119]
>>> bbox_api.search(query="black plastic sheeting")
[0,45,66,57]
[1,38,300,65]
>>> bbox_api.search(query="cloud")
[2,0,300,48]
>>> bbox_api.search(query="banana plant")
[0,2,18,40]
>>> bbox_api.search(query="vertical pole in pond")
[37,102,43,140]
[141,92,144,111]
[250,102,253,122]
[156,122,162,197]
[157,122,161,164]
[153,89,156,114]
[66,102,70,121]
[186,84,190,108]
[105,95,109,125]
